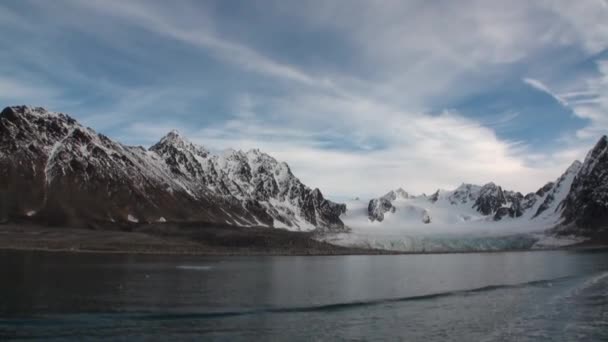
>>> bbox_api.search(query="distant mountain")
[0,106,345,230]
[560,136,608,235]
[2,105,606,240]
[356,136,607,238]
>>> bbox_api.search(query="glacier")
[317,159,589,252]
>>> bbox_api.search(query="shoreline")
[0,223,605,257]
[3,243,606,257]
[0,223,393,257]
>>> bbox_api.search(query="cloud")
[122,91,569,198]
[540,0,608,54]
[2,0,606,199]
[565,60,608,139]
[60,0,323,88]
[0,78,56,101]
[522,77,569,106]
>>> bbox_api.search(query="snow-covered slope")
[2,105,605,250]
[0,106,345,230]
[321,144,598,252]
[345,166,580,234]
[150,130,345,230]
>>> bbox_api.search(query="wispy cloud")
[1,0,607,197]
[62,0,323,87]
[522,77,569,106]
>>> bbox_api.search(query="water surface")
[1,249,607,341]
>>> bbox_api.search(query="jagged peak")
[246,148,269,159]
[564,160,582,174]
[1,105,68,121]
[159,129,185,143]
[166,129,181,137]
[247,148,262,155]
[579,135,608,176]
[570,159,582,168]
[454,183,481,192]
[152,129,210,156]
[586,135,608,159]
[221,148,244,158]
[481,182,498,188]
[246,148,279,167]
[393,188,409,199]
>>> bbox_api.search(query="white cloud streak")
[522,78,568,106]
[2,0,607,198]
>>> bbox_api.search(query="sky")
[1,0,607,199]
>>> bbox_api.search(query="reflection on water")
[0,249,607,341]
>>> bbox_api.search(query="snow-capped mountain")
[2,105,606,247]
[0,106,345,230]
[560,136,608,234]
[342,137,605,238]
[150,130,345,229]
[321,147,597,252]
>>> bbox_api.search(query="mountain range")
[357,136,607,239]
[0,106,345,230]
[0,105,606,241]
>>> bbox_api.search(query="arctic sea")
[1,249,607,341]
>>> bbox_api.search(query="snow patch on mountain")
[324,160,590,251]
[0,106,345,230]
[150,130,345,231]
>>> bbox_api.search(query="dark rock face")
[492,192,525,221]
[448,184,480,205]
[493,207,512,221]
[560,136,608,235]
[429,190,440,203]
[536,182,554,197]
[367,189,410,222]
[533,161,582,219]
[473,183,506,216]
[150,130,346,230]
[0,106,345,230]
[368,197,395,222]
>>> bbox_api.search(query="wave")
[131,275,577,321]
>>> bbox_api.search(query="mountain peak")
[454,183,480,191]
[156,129,192,148]
[566,160,582,173]
[150,130,210,160]
[481,182,498,188]
[560,135,608,231]
[579,135,608,176]
[0,105,345,230]
[2,105,64,118]
[591,135,608,155]
[394,188,409,199]
[161,129,185,142]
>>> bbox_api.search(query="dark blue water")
[0,249,607,341]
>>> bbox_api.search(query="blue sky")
[1,0,607,198]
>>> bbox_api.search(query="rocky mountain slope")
[2,105,605,241]
[0,106,345,231]
[560,136,608,235]
[359,136,606,237]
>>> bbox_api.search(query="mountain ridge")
[1,105,606,240]
[0,105,345,231]
[360,138,606,238]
